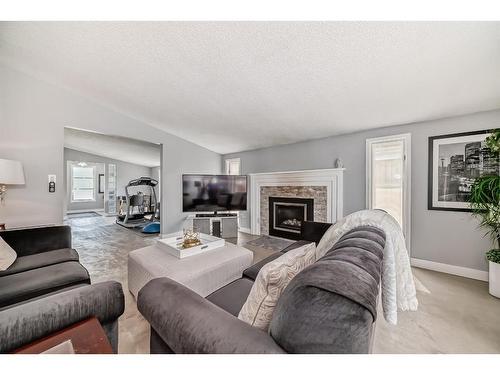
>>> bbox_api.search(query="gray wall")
[223,109,500,272]
[0,63,221,232]
[64,148,154,212]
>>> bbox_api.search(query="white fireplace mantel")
[248,168,344,236]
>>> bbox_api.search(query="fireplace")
[269,197,314,240]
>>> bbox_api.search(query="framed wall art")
[428,129,499,212]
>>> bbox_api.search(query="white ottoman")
[128,242,253,299]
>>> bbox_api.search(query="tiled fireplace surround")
[260,186,327,235]
[247,169,344,236]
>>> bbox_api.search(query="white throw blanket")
[316,209,418,324]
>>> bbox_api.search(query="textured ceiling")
[64,128,161,167]
[2,22,500,154]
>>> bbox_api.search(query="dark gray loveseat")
[0,226,125,353]
[138,223,385,354]
[0,226,90,308]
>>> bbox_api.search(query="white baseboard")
[411,258,488,282]
[66,209,104,214]
[238,227,252,234]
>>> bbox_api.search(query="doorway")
[63,127,162,236]
[366,133,411,251]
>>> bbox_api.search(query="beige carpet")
[66,215,500,354]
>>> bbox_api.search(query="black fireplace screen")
[269,197,314,240]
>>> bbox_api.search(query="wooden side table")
[13,317,114,354]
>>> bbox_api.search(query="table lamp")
[0,158,25,204]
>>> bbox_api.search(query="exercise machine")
[116,177,160,232]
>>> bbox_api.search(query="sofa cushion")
[334,226,386,249]
[269,276,375,353]
[317,226,385,318]
[0,248,79,277]
[238,242,316,331]
[0,236,17,271]
[0,261,90,308]
[268,226,385,353]
[300,221,332,244]
[0,225,72,258]
[206,278,254,316]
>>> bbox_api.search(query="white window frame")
[70,163,97,203]
[366,133,411,253]
[225,158,241,175]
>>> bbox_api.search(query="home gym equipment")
[142,221,161,234]
[116,177,160,233]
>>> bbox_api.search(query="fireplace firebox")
[269,197,314,240]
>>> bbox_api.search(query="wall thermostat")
[48,175,56,193]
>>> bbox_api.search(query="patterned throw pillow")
[0,236,17,271]
[238,242,316,331]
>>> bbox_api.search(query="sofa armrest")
[242,252,283,281]
[281,240,313,253]
[137,277,285,354]
[0,281,125,353]
[0,225,72,257]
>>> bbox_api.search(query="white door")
[366,134,411,251]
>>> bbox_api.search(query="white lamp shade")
[0,159,25,185]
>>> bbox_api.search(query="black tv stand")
[195,212,237,218]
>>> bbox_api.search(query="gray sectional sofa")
[0,226,90,308]
[0,225,125,353]
[138,223,386,354]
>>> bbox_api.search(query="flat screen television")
[182,174,247,213]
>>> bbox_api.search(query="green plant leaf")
[469,173,500,250]
[486,249,500,264]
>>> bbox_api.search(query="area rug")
[115,223,160,238]
[67,211,101,218]
[244,235,294,252]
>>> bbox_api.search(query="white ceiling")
[64,127,161,167]
[2,22,500,154]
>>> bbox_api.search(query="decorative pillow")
[238,242,316,331]
[0,236,17,271]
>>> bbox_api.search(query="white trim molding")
[238,227,252,234]
[366,133,412,254]
[248,168,344,236]
[411,258,488,282]
[66,209,104,214]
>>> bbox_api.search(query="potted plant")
[469,129,500,297]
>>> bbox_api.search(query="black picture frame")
[98,174,105,194]
[428,129,497,212]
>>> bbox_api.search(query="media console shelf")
[187,214,239,239]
